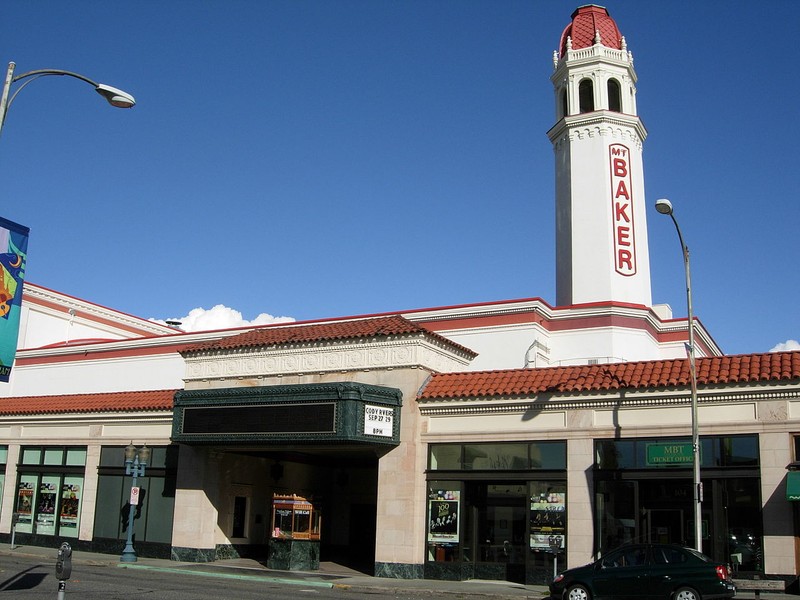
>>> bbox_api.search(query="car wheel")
[673,587,700,600]
[565,584,591,600]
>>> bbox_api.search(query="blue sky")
[1,1,798,355]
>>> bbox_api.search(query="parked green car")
[549,544,736,600]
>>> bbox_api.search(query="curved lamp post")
[0,61,135,137]
[120,443,150,563]
[655,198,702,553]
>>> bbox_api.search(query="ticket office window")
[271,494,320,541]
[15,446,87,538]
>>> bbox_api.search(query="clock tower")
[548,5,652,308]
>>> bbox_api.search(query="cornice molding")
[418,388,800,417]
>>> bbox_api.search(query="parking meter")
[55,542,72,580]
[549,535,563,579]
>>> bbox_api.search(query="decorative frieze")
[185,338,469,383]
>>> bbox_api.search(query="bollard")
[55,542,72,600]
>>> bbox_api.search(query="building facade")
[0,3,798,589]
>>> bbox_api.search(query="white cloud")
[770,339,800,352]
[151,305,295,333]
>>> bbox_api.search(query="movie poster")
[427,490,460,543]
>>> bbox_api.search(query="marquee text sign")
[609,144,636,276]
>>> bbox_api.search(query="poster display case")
[268,494,321,570]
[530,486,565,552]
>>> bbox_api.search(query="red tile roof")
[182,314,476,356]
[0,389,176,416]
[560,5,623,56]
[419,351,800,400]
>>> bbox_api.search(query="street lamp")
[655,198,702,553]
[0,61,135,137]
[120,443,150,563]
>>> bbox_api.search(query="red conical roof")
[559,5,623,57]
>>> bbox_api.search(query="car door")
[591,545,652,599]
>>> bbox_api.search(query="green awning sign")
[786,472,800,501]
[646,442,694,466]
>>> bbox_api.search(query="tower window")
[560,88,568,118]
[608,78,622,112]
[579,79,594,113]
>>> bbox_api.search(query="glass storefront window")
[596,435,759,470]
[427,484,461,562]
[14,446,87,538]
[15,474,37,534]
[43,449,63,465]
[94,446,178,547]
[66,448,87,466]
[60,476,83,538]
[21,448,41,465]
[429,442,567,471]
[430,446,461,470]
[529,482,566,554]
[35,475,59,535]
[465,444,528,470]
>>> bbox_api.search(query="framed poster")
[59,477,83,538]
[427,490,459,543]
[530,486,566,551]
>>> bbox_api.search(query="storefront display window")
[596,435,759,470]
[59,476,82,538]
[593,435,762,571]
[14,446,86,538]
[93,445,177,550]
[429,442,566,471]
[35,476,59,535]
[426,442,567,585]
[427,486,460,562]
[529,482,566,553]
[15,475,36,533]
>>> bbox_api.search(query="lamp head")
[138,444,151,466]
[124,442,137,464]
[655,198,673,215]
[95,84,135,108]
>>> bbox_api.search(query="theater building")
[1,4,799,587]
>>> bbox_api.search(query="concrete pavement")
[2,545,789,599]
[1,544,550,599]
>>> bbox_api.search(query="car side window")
[601,547,647,568]
[654,547,688,565]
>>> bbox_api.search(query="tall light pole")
[120,443,150,563]
[655,198,702,553]
[0,61,135,138]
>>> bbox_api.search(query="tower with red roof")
[548,5,652,309]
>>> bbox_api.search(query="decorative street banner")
[0,216,29,383]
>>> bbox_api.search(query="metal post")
[655,198,702,553]
[120,456,140,563]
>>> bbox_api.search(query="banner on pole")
[0,216,29,383]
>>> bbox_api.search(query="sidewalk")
[1,544,551,599]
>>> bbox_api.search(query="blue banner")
[0,216,29,383]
